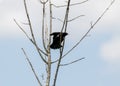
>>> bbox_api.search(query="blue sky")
[0,0,120,86]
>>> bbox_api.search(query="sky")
[0,0,120,86]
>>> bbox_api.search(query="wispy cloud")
[100,36,120,63]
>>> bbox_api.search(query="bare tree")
[14,0,115,86]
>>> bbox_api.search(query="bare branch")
[60,0,71,33]
[52,0,89,8]
[24,0,34,41]
[60,57,85,66]
[68,15,85,22]
[21,48,42,86]
[62,0,116,58]
[42,3,48,52]
[48,0,53,47]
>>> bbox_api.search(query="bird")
[50,32,68,49]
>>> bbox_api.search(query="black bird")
[50,32,68,49]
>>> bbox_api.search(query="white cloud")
[100,36,120,63]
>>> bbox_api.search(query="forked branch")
[14,19,47,56]
[23,0,48,64]
[62,0,115,59]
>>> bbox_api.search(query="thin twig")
[52,0,89,8]
[52,17,63,22]
[21,48,42,86]
[60,57,85,66]
[68,15,85,22]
